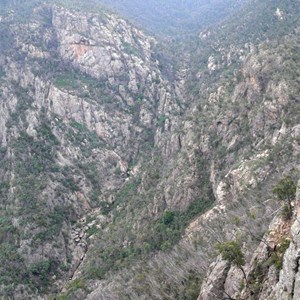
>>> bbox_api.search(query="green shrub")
[160,241,172,252]
[268,238,291,270]
[163,211,175,225]
[273,176,296,201]
[217,241,245,268]
[281,203,293,221]
[67,278,87,292]
[182,271,202,300]
[273,176,297,220]
[28,259,54,291]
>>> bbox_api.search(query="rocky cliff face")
[0,0,299,299]
[198,180,300,300]
[0,2,175,297]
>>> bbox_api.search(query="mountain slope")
[98,0,249,36]
[0,1,177,297]
[79,1,300,298]
[0,0,299,299]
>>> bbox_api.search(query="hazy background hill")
[98,0,249,35]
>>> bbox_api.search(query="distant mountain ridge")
[98,0,249,35]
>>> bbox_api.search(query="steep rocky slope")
[0,0,299,299]
[199,180,300,300]
[0,1,177,297]
[81,2,300,297]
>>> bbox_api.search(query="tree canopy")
[273,176,296,203]
[217,241,245,268]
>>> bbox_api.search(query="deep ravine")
[0,0,299,299]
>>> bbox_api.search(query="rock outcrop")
[0,0,299,299]
[198,180,300,300]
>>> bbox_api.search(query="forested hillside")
[0,0,299,299]
[98,0,249,35]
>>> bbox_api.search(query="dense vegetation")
[0,0,299,299]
